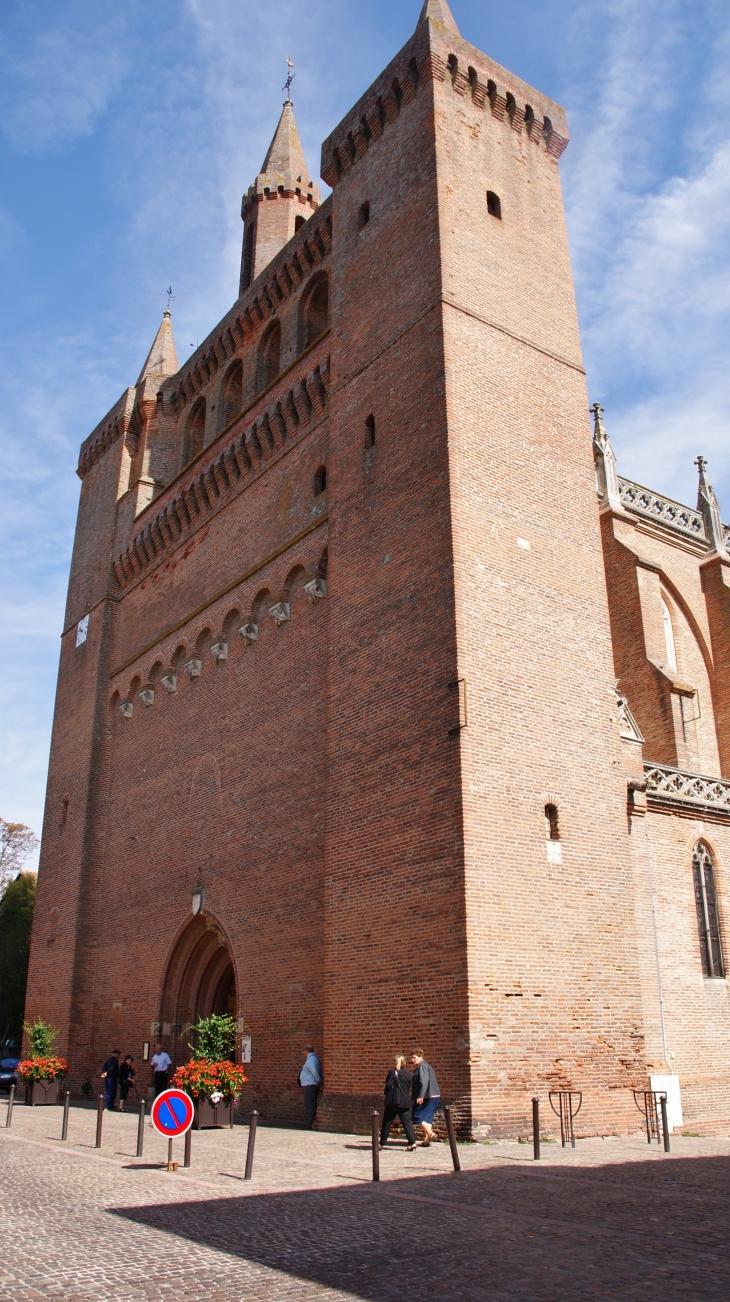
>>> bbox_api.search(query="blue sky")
[1,0,729,861]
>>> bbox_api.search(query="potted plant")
[18,1018,68,1105]
[172,1014,247,1128]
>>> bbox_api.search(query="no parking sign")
[150,1088,194,1138]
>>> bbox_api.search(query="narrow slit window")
[365,414,376,447]
[545,804,560,841]
[693,842,725,978]
[314,465,327,496]
[662,599,677,671]
[487,190,502,220]
[358,201,370,230]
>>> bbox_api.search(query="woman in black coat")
[379,1054,417,1150]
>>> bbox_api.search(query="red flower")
[18,1056,68,1082]
[172,1059,247,1100]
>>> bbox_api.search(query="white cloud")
[562,0,730,507]
[0,1,130,152]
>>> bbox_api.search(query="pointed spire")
[417,0,460,36]
[261,99,309,185]
[136,310,179,385]
[591,403,623,513]
[695,456,728,554]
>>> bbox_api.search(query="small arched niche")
[221,360,243,428]
[258,321,281,393]
[184,398,206,465]
[301,276,329,350]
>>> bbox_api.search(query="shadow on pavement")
[111,1154,730,1301]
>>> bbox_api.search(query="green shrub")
[24,1017,57,1057]
[188,1013,236,1063]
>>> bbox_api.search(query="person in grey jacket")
[410,1049,441,1146]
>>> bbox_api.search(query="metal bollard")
[61,1091,71,1141]
[136,1099,145,1158]
[95,1094,104,1149]
[5,1084,15,1127]
[660,1094,671,1153]
[444,1105,461,1172]
[532,1097,541,1161]
[371,1110,380,1182]
[184,1126,192,1168]
[244,1109,258,1180]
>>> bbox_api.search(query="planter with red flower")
[19,1020,68,1105]
[171,1016,247,1129]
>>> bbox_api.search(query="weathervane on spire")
[283,55,295,102]
[166,286,175,313]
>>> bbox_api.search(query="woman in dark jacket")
[410,1049,441,1146]
[379,1054,417,1150]
[119,1056,136,1112]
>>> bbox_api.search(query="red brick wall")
[29,11,730,1136]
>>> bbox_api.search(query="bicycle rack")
[633,1090,669,1148]
[548,1090,582,1148]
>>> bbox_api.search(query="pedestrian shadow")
[111,1153,730,1301]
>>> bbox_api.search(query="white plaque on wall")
[241,1036,252,1064]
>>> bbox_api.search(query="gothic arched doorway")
[158,914,237,1062]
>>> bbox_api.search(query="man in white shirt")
[298,1044,322,1129]
[151,1043,172,1096]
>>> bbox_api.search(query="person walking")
[119,1055,136,1112]
[410,1048,441,1146]
[299,1044,322,1129]
[150,1043,172,1097]
[100,1049,121,1111]
[379,1054,417,1150]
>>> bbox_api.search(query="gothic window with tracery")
[692,841,725,978]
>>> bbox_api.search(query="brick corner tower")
[319,0,646,1134]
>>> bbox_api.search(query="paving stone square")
[1,1099,728,1300]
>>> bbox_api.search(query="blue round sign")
[150,1088,194,1137]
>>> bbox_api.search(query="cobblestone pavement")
[1,1098,728,1301]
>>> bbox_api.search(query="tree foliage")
[0,819,39,891]
[0,872,36,1045]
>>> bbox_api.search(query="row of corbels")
[118,578,327,718]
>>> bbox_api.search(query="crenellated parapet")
[166,204,331,411]
[77,388,136,480]
[320,20,568,189]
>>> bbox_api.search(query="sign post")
[150,1088,195,1170]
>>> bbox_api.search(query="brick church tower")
[33,0,730,1137]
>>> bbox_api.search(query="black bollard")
[95,1094,104,1149]
[61,1091,71,1141]
[532,1097,541,1161]
[444,1105,461,1173]
[371,1111,380,1182]
[136,1099,145,1158]
[660,1094,671,1153]
[244,1109,258,1180]
[5,1084,14,1128]
[184,1125,192,1168]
